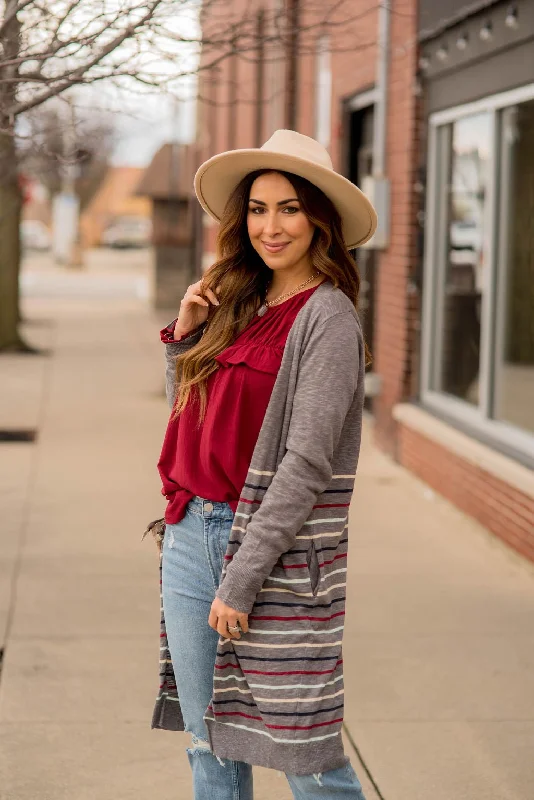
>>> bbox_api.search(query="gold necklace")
[257,271,322,317]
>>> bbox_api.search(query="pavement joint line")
[343,722,386,800]
[2,319,59,652]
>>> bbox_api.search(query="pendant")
[257,303,268,317]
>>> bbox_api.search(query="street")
[1,249,533,800]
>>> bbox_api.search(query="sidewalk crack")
[343,722,387,800]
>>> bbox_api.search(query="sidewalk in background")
[0,251,533,800]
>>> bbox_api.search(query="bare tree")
[20,103,115,209]
[0,0,367,351]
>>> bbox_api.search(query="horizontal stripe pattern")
[215,658,343,676]
[214,673,344,691]
[226,639,344,649]
[205,718,342,745]
[201,466,354,751]
[213,688,345,704]
[249,611,345,622]
[213,700,346,717]
[212,709,344,730]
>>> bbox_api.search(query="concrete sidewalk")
[1,251,533,800]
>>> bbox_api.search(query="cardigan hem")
[204,717,349,775]
[151,692,185,732]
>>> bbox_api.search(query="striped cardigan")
[152,281,365,775]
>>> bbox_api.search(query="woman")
[151,130,377,799]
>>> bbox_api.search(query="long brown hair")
[172,169,368,421]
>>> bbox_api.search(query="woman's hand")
[174,279,221,340]
[208,597,249,640]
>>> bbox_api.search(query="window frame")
[421,82,534,460]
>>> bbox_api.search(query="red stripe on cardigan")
[249,611,345,622]
[313,503,350,509]
[243,660,343,676]
[213,710,344,730]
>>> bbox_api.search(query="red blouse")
[157,284,321,524]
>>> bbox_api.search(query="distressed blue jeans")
[161,496,366,800]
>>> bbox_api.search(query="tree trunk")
[0,126,26,350]
[0,2,31,351]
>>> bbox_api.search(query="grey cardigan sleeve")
[163,324,206,409]
[216,311,362,613]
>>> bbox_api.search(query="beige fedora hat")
[194,129,377,249]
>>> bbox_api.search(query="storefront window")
[423,87,534,456]
[493,101,534,434]
[438,113,490,405]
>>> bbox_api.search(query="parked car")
[101,216,152,249]
[20,219,51,251]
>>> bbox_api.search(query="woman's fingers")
[208,598,248,639]
[184,280,220,307]
[182,285,220,307]
[187,280,203,295]
[213,615,248,640]
[216,617,240,639]
[204,287,220,306]
[186,295,209,308]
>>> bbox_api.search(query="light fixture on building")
[418,54,430,70]
[456,33,469,51]
[505,5,518,29]
[436,45,448,61]
[479,21,493,41]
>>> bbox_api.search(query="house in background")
[80,166,152,248]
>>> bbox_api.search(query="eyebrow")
[248,198,299,206]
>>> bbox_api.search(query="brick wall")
[398,423,534,563]
[373,1,420,455]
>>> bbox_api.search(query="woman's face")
[247,172,315,272]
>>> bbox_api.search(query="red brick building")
[193,0,534,561]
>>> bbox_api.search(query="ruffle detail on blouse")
[215,341,283,375]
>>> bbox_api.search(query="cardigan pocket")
[306,541,321,597]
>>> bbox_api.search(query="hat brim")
[194,148,377,249]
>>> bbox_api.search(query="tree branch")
[8,0,166,116]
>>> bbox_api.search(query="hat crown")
[260,130,333,172]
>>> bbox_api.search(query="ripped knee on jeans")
[313,772,324,786]
[186,733,226,767]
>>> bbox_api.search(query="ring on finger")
[227,622,241,633]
